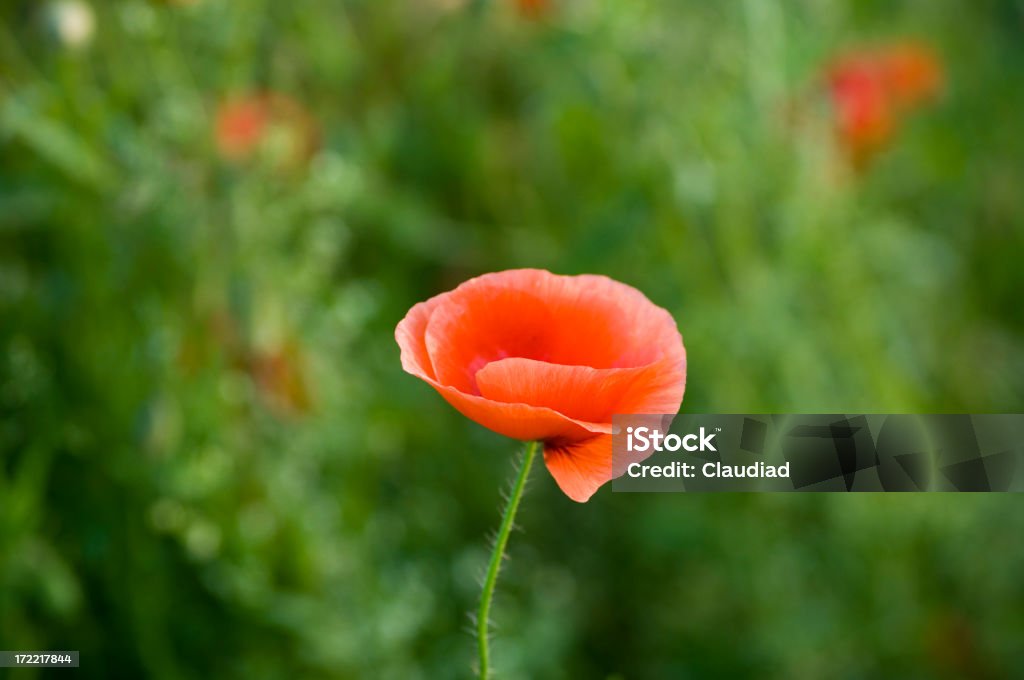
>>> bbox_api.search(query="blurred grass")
[2,0,1024,678]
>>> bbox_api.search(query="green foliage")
[2,1,1023,678]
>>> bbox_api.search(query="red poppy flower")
[879,43,943,110]
[827,56,895,161]
[396,269,687,502]
[215,96,272,159]
[825,41,943,166]
[515,0,550,20]
[213,93,318,167]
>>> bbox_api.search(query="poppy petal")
[422,270,681,391]
[475,356,685,425]
[430,381,607,441]
[543,436,614,503]
[396,295,443,382]
[398,294,617,441]
[424,285,556,394]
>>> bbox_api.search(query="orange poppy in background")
[396,269,687,502]
[826,41,943,165]
[215,96,272,159]
[515,0,550,20]
[879,43,943,110]
[214,92,318,167]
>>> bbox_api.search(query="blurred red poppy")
[826,41,942,165]
[215,97,271,159]
[214,93,318,167]
[515,0,550,20]
[827,57,895,162]
[879,43,944,110]
[396,269,687,502]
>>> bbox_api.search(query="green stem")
[477,440,538,679]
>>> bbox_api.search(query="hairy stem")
[476,440,538,679]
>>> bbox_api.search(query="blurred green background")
[2,0,1024,678]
